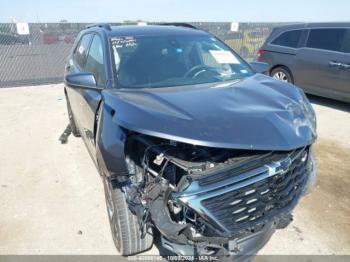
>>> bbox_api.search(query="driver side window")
[74,34,93,69]
[85,35,106,86]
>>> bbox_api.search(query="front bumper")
[172,146,314,238]
[161,220,276,259]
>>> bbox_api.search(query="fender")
[95,99,129,178]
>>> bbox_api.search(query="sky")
[1,0,349,23]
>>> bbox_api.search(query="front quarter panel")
[95,97,129,178]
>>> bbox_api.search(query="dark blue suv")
[64,23,317,259]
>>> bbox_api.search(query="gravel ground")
[0,84,349,256]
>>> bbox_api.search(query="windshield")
[111,34,254,89]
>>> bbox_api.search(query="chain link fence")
[0,22,283,88]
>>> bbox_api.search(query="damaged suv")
[63,23,317,259]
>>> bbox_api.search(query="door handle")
[328,61,342,68]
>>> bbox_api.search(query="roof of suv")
[87,25,209,37]
[275,22,350,31]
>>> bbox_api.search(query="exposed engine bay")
[119,131,316,256]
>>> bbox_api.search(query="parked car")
[43,34,59,44]
[43,34,76,44]
[0,32,29,45]
[257,23,350,102]
[64,23,317,259]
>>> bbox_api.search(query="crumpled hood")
[104,74,316,151]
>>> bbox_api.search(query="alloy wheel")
[273,71,289,82]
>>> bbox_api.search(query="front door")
[77,34,107,159]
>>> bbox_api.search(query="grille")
[199,151,291,186]
[201,148,309,235]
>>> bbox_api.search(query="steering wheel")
[184,65,214,79]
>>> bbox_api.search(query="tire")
[65,95,80,137]
[271,67,294,84]
[102,176,153,255]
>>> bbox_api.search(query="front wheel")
[271,67,293,84]
[102,176,153,255]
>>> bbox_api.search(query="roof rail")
[86,23,112,31]
[158,23,197,29]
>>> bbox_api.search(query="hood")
[103,74,316,151]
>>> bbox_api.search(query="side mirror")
[64,72,99,89]
[250,61,270,74]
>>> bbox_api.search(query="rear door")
[295,28,347,97]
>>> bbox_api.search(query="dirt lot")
[0,84,349,255]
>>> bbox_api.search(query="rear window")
[271,30,302,48]
[306,28,346,52]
